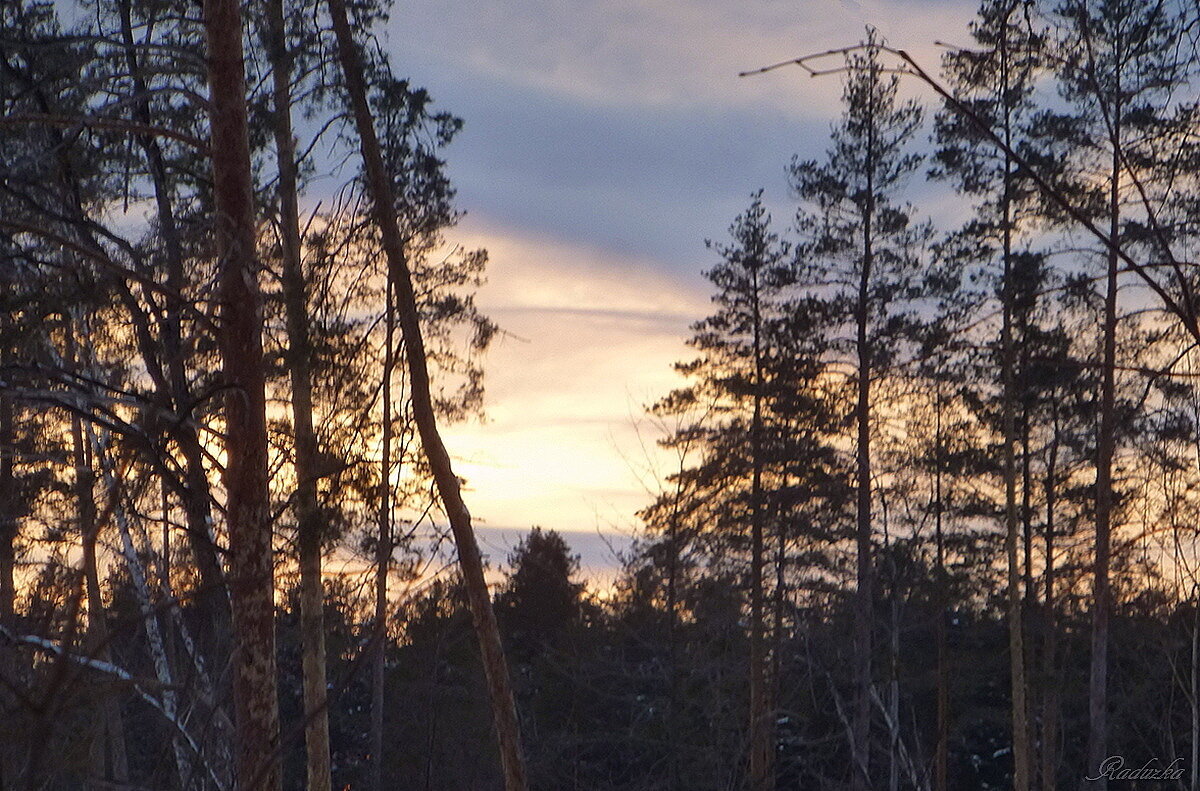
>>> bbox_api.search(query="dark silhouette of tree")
[790,31,933,791]
[931,3,1049,784]
[1044,1,1197,782]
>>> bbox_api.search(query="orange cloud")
[442,219,709,537]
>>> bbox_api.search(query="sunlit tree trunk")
[202,0,282,787]
[264,0,332,786]
[327,1,527,787]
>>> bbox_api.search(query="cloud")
[442,221,706,538]
[395,63,817,268]
[384,1,979,274]
[388,0,978,116]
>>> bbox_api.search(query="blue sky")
[375,0,980,574]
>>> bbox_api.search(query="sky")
[376,0,980,578]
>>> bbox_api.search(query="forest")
[5,0,1200,789]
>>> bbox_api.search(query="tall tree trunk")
[0,362,17,789]
[768,491,789,791]
[887,594,900,791]
[1191,585,1198,791]
[934,387,949,791]
[0,387,11,626]
[1022,410,1034,607]
[326,2,527,787]
[1041,405,1060,791]
[666,458,685,791]
[370,277,396,791]
[999,25,1030,791]
[1002,184,1029,791]
[1086,133,1121,791]
[748,258,771,791]
[1021,406,1038,782]
[202,0,282,787]
[851,122,876,791]
[264,0,332,787]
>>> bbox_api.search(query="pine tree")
[645,191,843,790]
[203,0,282,786]
[1045,1,1197,781]
[931,4,1048,785]
[327,0,527,787]
[790,31,932,790]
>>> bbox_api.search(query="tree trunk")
[666,459,685,791]
[1086,135,1120,791]
[1041,406,1060,791]
[999,27,1030,791]
[1021,403,1038,781]
[1191,585,1198,791]
[202,0,282,787]
[370,277,396,791]
[0,366,16,789]
[1022,409,1034,607]
[1002,189,1029,791]
[934,388,949,791]
[326,2,527,787]
[768,491,789,791]
[264,0,332,787]
[851,132,876,791]
[887,595,900,791]
[748,257,770,791]
[0,387,11,626]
